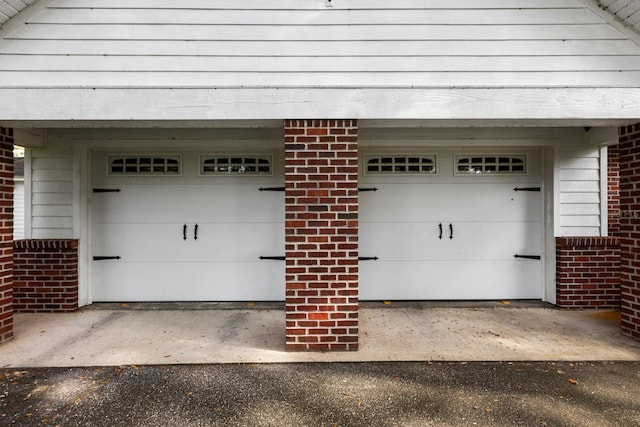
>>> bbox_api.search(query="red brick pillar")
[619,124,640,340]
[0,127,14,343]
[284,119,359,351]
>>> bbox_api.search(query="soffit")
[0,0,35,25]
[596,0,640,34]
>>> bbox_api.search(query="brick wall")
[284,119,359,351]
[556,237,620,309]
[13,239,79,312]
[608,145,621,237]
[619,124,640,339]
[0,127,13,343]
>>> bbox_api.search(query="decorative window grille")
[456,155,526,174]
[109,156,181,175]
[365,155,436,174]
[200,156,272,175]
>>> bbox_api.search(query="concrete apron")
[1,304,640,367]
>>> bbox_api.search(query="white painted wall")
[1,0,638,88]
[13,178,24,239]
[28,145,74,238]
[1,0,639,123]
[556,146,603,236]
[26,127,607,241]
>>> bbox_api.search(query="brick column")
[619,124,640,340]
[0,127,13,344]
[284,119,359,351]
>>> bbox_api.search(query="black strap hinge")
[93,188,121,193]
[513,187,541,192]
[93,256,121,261]
[514,254,541,260]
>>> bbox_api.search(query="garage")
[90,150,285,302]
[359,149,543,300]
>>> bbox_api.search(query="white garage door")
[359,150,543,300]
[91,151,285,302]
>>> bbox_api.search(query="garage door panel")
[92,261,285,302]
[92,184,284,224]
[360,221,542,261]
[360,260,542,300]
[91,150,285,302]
[359,183,541,223]
[92,223,284,262]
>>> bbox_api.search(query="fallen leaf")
[383,301,392,305]
[568,378,578,385]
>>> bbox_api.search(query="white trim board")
[0,88,639,124]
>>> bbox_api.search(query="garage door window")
[456,155,526,175]
[365,155,436,175]
[200,156,272,175]
[109,156,181,175]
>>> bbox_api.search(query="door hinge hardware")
[359,256,379,261]
[93,188,121,193]
[449,223,454,239]
[358,187,378,192]
[93,256,121,261]
[513,187,541,192]
[259,256,286,261]
[514,254,541,260]
[259,187,285,192]
[194,224,199,240]
[438,223,443,239]
[183,224,187,241]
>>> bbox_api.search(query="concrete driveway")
[1,302,640,367]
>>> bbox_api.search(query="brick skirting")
[13,239,79,312]
[556,237,621,309]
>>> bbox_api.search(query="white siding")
[29,146,74,239]
[13,178,24,239]
[557,146,602,236]
[0,0,639,89]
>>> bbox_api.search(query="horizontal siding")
[30,148,74,239]
[557,147,601,236]
[13,179,24,239]
[22,9,605,25]
[50,0,587,9]
[0,0,638,89]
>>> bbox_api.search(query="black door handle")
[194,224,199,240]
[183,224,187,241]
[449,223,453,239]
[438,223,443,240]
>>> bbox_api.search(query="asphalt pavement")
[1,361,639,426]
